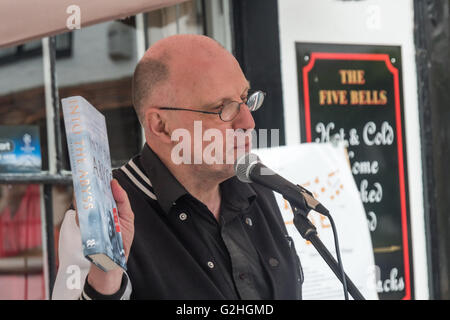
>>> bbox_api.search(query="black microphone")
[235,154,356,300]
[234,153,330,216]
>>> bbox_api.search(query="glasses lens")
[247,91,265,111]
[220,102,240,121]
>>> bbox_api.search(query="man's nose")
[232,104,255,130]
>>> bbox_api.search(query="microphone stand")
[286,198,365,300]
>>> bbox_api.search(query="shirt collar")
[140,144,188,214]
[139,144,257,215]
[220,176,256,211]
[219,176,257,224]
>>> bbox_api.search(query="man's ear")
[144,108,172,143]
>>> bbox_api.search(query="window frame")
[0,0,234,299]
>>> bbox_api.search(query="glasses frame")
[158,90,266,122]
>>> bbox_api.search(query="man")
[52,34,303,300]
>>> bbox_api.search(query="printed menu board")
[296,43,413,300]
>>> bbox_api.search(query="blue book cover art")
[62,96,126,272]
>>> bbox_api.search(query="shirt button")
[269,258,279,267]
[207,261,214,269]
[179,212,188,221]
[239,273,246,280]
[245,217,253,226]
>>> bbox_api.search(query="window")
[0,183,45,300]
[56,19,141,169]
[0,41,47,299]
[0,0,234,300]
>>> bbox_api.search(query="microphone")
[234,153,330,216]
[235,154,356,300]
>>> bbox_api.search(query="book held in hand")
[62,96,127,272]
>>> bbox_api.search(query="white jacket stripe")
[128,159,153,187]
[120,165,157,200]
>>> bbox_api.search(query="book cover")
[62,96,126,272]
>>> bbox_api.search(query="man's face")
[165,51,255,180]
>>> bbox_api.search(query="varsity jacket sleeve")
[51,209,132,300]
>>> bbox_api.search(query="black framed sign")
[296,43,413,300]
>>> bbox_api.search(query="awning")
[0,0,188,48]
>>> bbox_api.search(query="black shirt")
[84,144,303,299]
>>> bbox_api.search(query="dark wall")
[231,0,285,146]
[414,0,450,299]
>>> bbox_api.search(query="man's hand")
[75,179,135,295]
[109,178,135,260]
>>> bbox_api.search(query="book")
[62,96,127,272]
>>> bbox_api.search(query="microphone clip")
[296,185,330,217]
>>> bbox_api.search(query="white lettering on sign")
[352,160,379,175]
[315,122,348,147]
[377,268,405,293]
[363,121,394,146]
[367,211,377,232]
[360,179,383,203]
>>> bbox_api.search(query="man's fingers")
[72,180,132,228]
[111,179,133,218]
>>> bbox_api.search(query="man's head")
[132,34,256,182]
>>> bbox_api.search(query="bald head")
[132,34,230,124]
[132,34,254,183]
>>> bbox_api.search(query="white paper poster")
[255,143,378,300]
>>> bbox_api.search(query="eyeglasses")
[158,90,266,122]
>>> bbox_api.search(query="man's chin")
[202,163,235,182]
[232,145,251,160]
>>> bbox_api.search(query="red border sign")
[302,52,411,300]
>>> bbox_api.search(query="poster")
[296,43,413,300]
[0,125,41,173]
[256,143,378,300]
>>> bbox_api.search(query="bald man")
[52,35,303,300]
